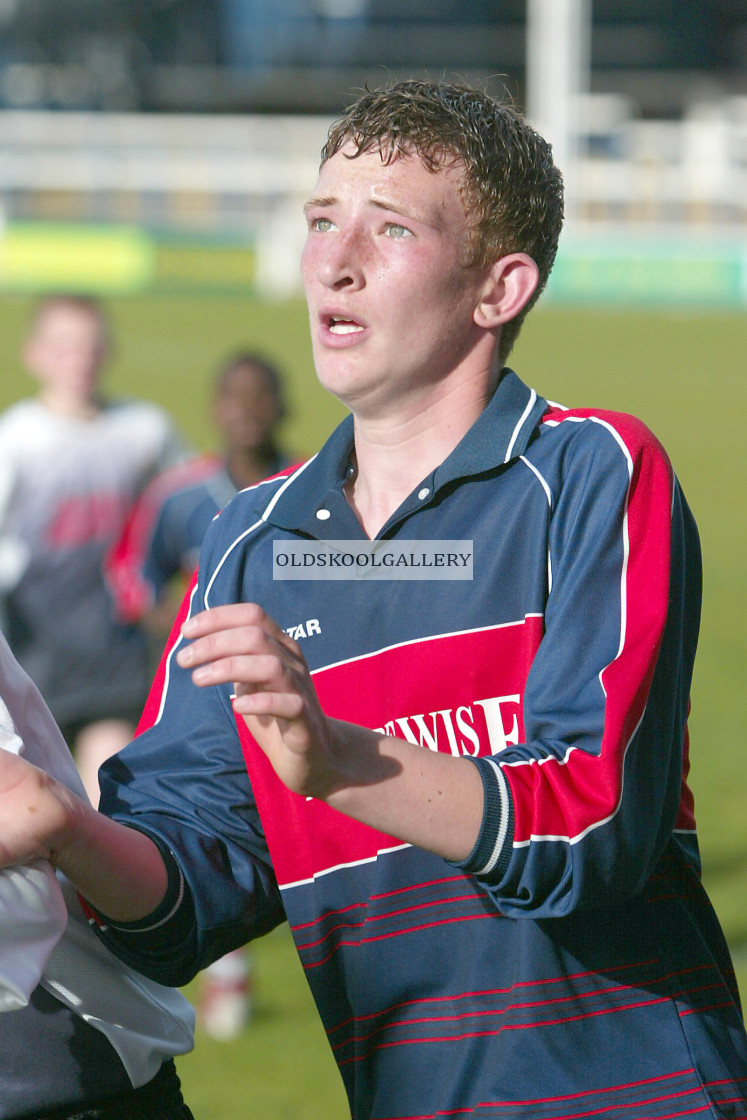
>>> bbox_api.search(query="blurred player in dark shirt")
[107,349,292,1040]
[108,351,291,639]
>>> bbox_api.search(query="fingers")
[182,602,295,651]
[178,603,334,797]
[232,690,306,722]
[176,602,306,697]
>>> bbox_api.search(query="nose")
[315,225,366,292]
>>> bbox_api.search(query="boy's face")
[214,363,281,454]
[24,304,108,402]
[301,143,492,419]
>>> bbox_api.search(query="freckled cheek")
[300,244,317,291]
[301,235,341,279]
[393,267,462,323]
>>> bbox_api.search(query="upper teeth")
[330,319,363,335]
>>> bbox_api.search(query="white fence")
[0,99,746,297]
[574,94,747,227]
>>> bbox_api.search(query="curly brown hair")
[322,80,564,361]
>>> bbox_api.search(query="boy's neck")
[38,389,101,420]
[344,370,500,539]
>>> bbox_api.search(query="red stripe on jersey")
[327,957,662,1035]
[135,573,198,738]
[293,874,473,933]
[505,408,685,844]
[374,1069,700,1120]
[336,978,663,1047]
[336,993,675,1066]
[333,965,716,1066]
[361,965,710,1044]
[106,458,304,623]
[105,455,222,623]
[305,912,496,969]
[295,890,484,952]
[77,893,107,928]
[237,617,544,887]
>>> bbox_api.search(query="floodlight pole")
[525,0,591,224]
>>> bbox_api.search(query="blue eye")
[312,218,334,232]
[385,224,410,239]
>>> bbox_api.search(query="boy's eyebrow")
[304,194,335,213]
[303,194,429,224]
[370,197,425,223]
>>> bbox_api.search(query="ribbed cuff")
[92,831,194,947]
[449,757,514,882]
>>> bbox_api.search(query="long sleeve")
[96,572,285,986]
[457,408,701,917]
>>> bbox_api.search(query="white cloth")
[0,859,67,1013]
[0,630,194,1086]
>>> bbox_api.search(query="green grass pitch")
[1,294,745,1118]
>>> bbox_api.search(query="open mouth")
[328,316,364,336]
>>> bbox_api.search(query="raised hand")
[177,602,345,800]
[177,601,483,861]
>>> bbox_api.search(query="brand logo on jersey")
[373,692,520,757]
[284,618,322,640]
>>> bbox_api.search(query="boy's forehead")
[33,303,103,336]
[322,137,464,176]
[311,142,467,206]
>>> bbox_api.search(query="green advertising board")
[0,221,745,306]
[548,237,746,307]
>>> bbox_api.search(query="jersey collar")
[257,369,547,539]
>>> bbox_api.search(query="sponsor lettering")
[373,693,521,757]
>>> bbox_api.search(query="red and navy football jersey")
[98,371,747,1119]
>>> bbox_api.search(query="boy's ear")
[473,253,539,330]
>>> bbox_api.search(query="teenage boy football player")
[1,81,746,1119]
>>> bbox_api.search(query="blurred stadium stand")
[0,1,746,303]
[0,1,744,116]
